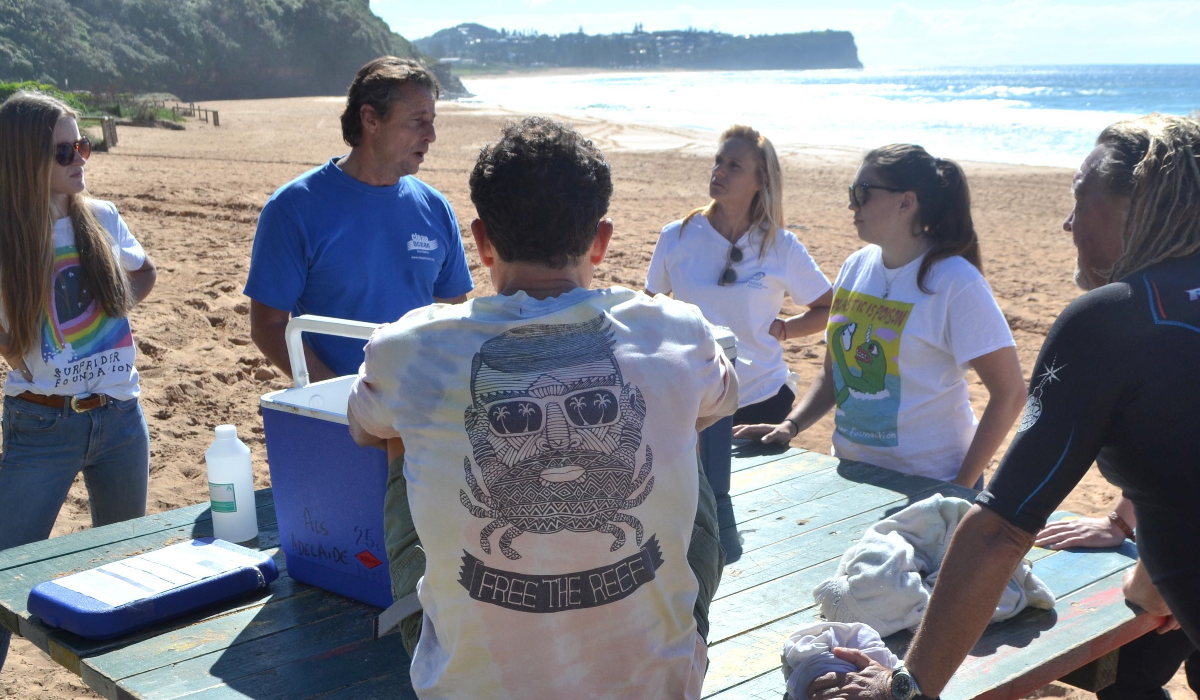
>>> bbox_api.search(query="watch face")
[892,672,915,700]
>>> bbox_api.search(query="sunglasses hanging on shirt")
[718,243,744,286]
[54,137,92,167]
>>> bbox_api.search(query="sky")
[370,0,1200,68]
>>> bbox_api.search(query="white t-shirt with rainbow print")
[1,200,146,400]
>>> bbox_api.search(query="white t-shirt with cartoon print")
[645,215,831,407]
[1,200,146,400]
[349,286,737,700]
[826,246,1014,482]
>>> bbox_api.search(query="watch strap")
[1108,511,1135,542]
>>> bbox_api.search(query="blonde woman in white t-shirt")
[0,92,157,672]
[646,126,831,558]
[646,125,832,425]
[735,144,1026,488]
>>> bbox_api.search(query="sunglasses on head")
[718,243,743,286]
[848,182,904,208]
[54,137,91,167]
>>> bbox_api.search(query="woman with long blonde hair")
[0,91,157,670]
[645,125,832,558]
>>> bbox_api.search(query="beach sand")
[0,96,1187,698]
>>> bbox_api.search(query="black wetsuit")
[977,250,1200,646]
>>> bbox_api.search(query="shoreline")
[439,101,1077,174]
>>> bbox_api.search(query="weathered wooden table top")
[0,446,1150,700]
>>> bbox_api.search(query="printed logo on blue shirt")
[1188,286,1200,301]
[407,234,439,253]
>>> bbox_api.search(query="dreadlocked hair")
[1099,114,1200,282]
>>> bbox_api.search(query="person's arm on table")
[1035,495,1134,550]
[952,346,1026,488]
[770,289,833,343]
[1039,497,1179,632]
[733,351,836,443]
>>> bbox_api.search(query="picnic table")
[0,446,1155,700]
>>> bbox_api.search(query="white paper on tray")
[50,540,262,608]
[139,540,262,579]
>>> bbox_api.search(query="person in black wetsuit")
[806,114,1200,700]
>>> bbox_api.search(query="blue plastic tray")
[27,538,278,640]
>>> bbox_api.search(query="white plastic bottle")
[205,425,259,543]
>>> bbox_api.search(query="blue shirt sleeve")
[244,193,309,313]
[431,198,475,300]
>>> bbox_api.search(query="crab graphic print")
[827,288,914,447]
[457,315,664,613]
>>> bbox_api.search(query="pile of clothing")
[780,494,1055,696]
[813,493,1054,636]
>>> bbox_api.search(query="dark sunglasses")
[54,137,92,166]
[848,182,904,208]
[718,243,743,286]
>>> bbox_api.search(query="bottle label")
[209,482,237,513]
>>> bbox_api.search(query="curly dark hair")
[469,117,613,269]
[341,56,439,147]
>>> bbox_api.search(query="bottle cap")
[215,425,238,440]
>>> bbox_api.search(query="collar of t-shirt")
[325,157,409,197]
[870,245,927,294]
[470,286,616,320]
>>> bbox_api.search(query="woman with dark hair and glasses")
[645,125,832,427]
[0,91,157,671]
[736,145,1025,489]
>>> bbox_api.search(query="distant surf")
[461,65,1200,168]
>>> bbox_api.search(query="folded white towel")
[780,622,901,700]
[812,494,1055,637]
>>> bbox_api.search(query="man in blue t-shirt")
[245,56,474,380]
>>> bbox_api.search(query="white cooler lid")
[260,375,355,425]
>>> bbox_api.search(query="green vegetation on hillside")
[0,0,422,101]
[0,81,90,112]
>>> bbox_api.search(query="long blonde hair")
[1098,114,1200,282]
[0,91,132,358]
[682,125,785,259]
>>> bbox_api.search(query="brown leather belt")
[15,392,109,412]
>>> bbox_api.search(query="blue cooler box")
[260,316,393,609]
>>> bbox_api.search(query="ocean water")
[460,65,1200,168]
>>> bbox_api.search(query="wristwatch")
[890,667,924,700]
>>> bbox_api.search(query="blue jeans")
[0,394,149,673]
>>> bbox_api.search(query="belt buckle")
[69,394,101,412]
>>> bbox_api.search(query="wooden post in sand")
[101,117,118,148]
[212,110,220,127]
